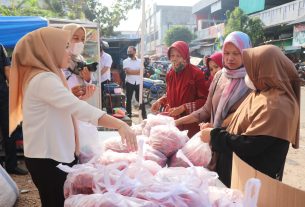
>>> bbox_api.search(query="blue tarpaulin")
[0,16,48,48]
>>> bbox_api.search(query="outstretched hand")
[118,124,138,152]
[200,128,213,143]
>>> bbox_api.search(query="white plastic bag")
[169,132,212,167]
[61,163,100,198]
[0,165,19,207]
[64,193,158,207]
[103,136,130,153]
[65,166,159,207]
[149,125,189,157]
[142,114,175,136]
[243,178,261,207]
[77,120,102,163]
[144,145,167,167]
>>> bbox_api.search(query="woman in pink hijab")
[176,31,252,186]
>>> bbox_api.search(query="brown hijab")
[227,45,300,148]
[9,27,70,135]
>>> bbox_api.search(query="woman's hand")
[199,122,213,130]
[200,128,213,143]
[118,124,137,152]
[79,84,96,100]
[151,101,161,114]
[71,84,96,100]
[79,67,91,82]
[168,105,185,117]
[71,85,85,98]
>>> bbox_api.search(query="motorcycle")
[142,78,166,105]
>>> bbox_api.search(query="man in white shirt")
[123,46,146,118]
[99,43,113,105]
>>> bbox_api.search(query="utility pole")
[139,0,146,120]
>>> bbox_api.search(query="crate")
[104,93,126,114]
[103,83,120,94]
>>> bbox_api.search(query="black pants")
[125,82,147,119]
[25,157,77,207]
[0,98,17,171]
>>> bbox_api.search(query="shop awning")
[0,16,48,48]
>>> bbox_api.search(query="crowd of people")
[0,22,301,207]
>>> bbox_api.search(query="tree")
[164,26,193,47]
[85,0,140,37]
[225,7,265,46]
[0,0,140,37]
[0,0,56,17]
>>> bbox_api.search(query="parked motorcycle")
[142,78,166,105]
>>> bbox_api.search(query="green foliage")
[225,7,265,46]
[85,0,141,37]
[0,0,56,17]
[164,26,193,46]
[0,0,140,37]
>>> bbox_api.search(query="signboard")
[239,0,265,14]
[211,1,221,13]
[293,24,305,46]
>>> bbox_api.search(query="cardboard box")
[231,153,305,207]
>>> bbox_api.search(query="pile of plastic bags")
[60,115,261,207]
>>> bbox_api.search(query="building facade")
[145,3,196,56]
[191,0,305,56]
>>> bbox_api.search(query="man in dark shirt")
[0,44,27,175]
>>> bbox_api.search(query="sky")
[100,0,200,31]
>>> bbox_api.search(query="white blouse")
[23,72,105,163]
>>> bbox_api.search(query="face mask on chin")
[71,42,84,56]
[174,62,185,73]
[127,53,134,58]
[245,74,256,91]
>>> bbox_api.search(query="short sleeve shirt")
[100,52,113,83]
[123,57,142,85]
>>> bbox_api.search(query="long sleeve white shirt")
[23,72,105,163]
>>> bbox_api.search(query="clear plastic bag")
[156,150,218,187]
[77,121,102,163]
[66,164,159,207]
[142,114,175,136]
[103,137,130,153]
[62,163,100,198]
[130,123,145,135]
[149,125,189,157]
[64,192,159,207]
[98,150,138,170]
[144,145,167,167]
[169,132,212,167]
[133,179,204,207]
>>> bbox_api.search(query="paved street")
[283,86,305,190]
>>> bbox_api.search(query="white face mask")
[245,74,256,91]
[70,42,84,56]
